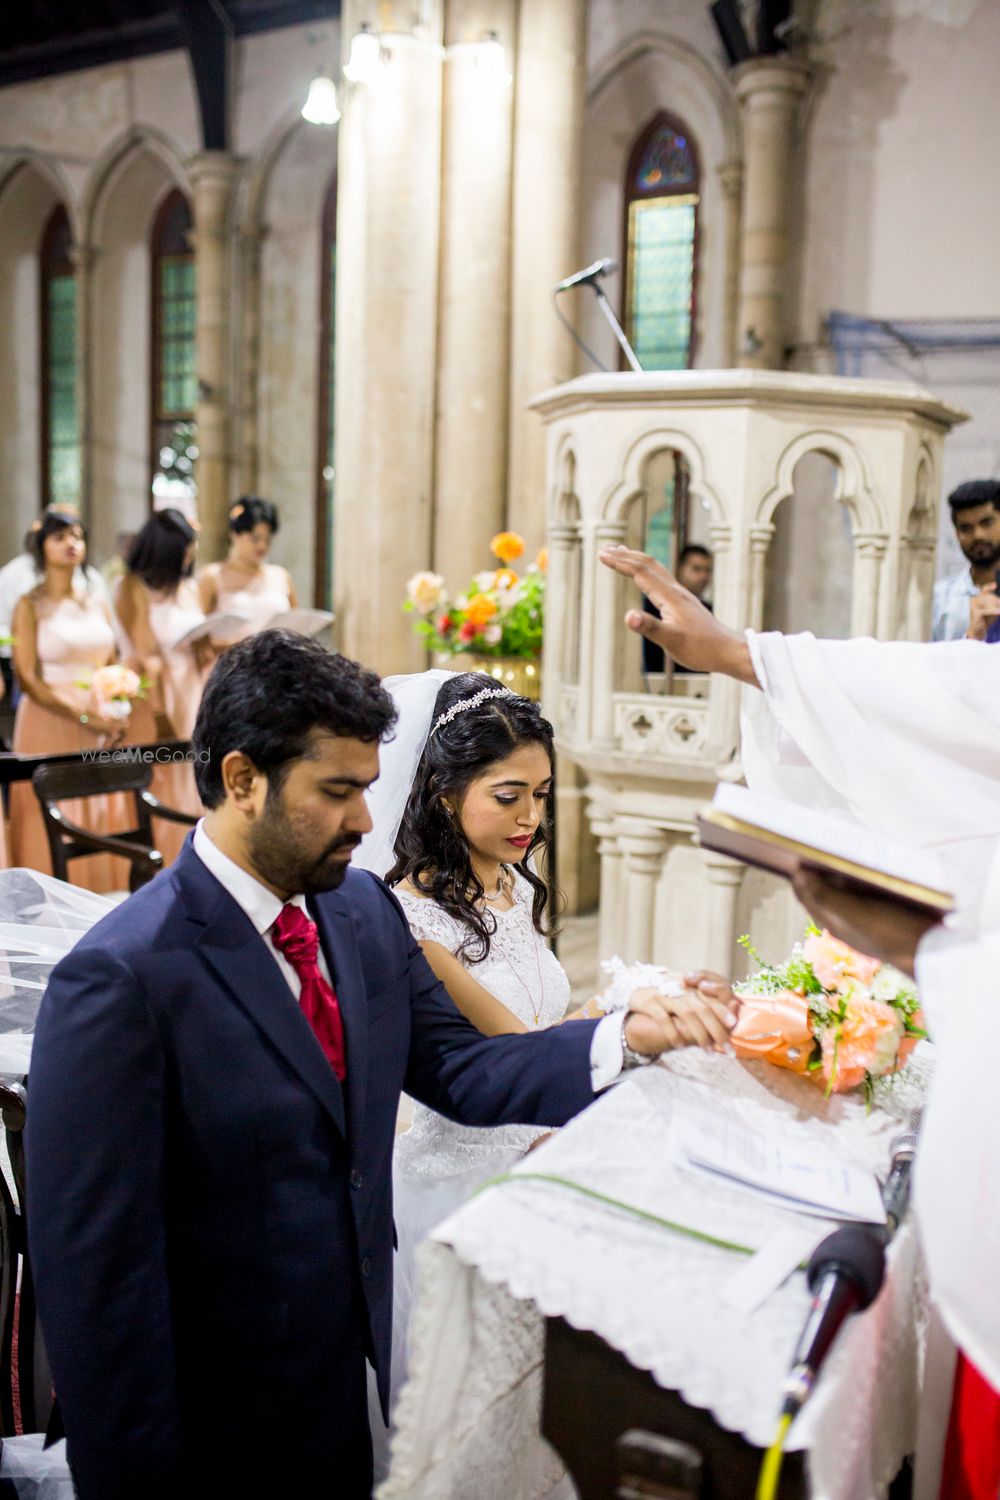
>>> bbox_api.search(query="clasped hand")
[624,972,741,1056]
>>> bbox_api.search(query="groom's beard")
[247,793,362,896]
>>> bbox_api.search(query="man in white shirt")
[932,480,1000,641]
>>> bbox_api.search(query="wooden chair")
[32,759,199,893]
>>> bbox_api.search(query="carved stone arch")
[602,425,728,530]
[755,429,883,535]
[896,440,939,640]
[550,433,581,527]
[83,126,190,249]
[0,153,79,239]
[588,32,741,161]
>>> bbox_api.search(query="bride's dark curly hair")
[385,673,557,963]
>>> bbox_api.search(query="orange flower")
[535,547,548,573]
[465,594,498,629]
[490,531,525,564]
[820,996,904,1093]
[493,567,519,590]
[803,929,881,994]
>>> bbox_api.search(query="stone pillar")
[748,523,774,627]
[617,819,669,965]
[589,799,624,963]
[433,0,516,584]
[334,1,444,672]
[702,848,746,976]
[718,161,743,367]
[506,0,586,549]
[545,520,580,690]
[189,151,239,562]
[851,531,888,637]
[733,59,810,371]
[75,240,96,525]
[590,519,626,748]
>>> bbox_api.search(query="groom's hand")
[598,545,759,685]
[624,976,741,1055]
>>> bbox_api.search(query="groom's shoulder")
[58,864,192,971]
[317,866,409,938]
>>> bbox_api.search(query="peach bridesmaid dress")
[215,563,293,638]
[122,579,209,865]
[9,593,131,894]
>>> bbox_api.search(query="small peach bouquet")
[404,532,546,660]
[77,663,146,724]
[732,925,926,1104]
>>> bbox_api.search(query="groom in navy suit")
[26,632,712,1500]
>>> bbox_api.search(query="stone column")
[590,519,626,748]
[617,818,669,965]
[506,0,586,549]
[702,848,746,976]
[75,240,96,525]
[334,0,444,672]
[748,523,774,627]
[589,798,624,963]
[851,531,888,638]
[733,59,810,371]
[433,0,516,584]
[189,151,239,562]
[718,161,743,367]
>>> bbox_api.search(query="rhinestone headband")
[431,686,516,736]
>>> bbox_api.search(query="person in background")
[198,495,297,638]
[932,480,1000,642]
[8,512,129,892]
[115,508,212,863]
[0,505,110,706]
[642,543,713,677]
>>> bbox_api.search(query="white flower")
[406,571,447,615]
[495,582,523,613]
[483,624,502,646]
[473,571,497,594]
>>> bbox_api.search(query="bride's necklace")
[477,865,510,904]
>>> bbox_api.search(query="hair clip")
[431,686,516,736]
[29,520,42,533]
[229,503,245,519]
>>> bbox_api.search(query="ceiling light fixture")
[301,72,341,124]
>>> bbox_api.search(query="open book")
[173,612,248,650]
[267,608,335,638]
[697,783,955,918]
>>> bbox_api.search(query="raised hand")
[597,544,759,684]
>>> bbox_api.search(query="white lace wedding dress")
[370,876,576,1493]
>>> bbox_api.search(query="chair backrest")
[31,758,161,891]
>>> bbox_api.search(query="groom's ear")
[220,749,264,813]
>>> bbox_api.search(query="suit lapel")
[310,893,368,1148]
[174,848,347,1138]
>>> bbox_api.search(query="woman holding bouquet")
[355,671,738,1477]
[9,511,133,892]
[115,508,211,863]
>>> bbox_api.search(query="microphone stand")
[591,283,644,372]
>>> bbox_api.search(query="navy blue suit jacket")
[25,843,600,1499]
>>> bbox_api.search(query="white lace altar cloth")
[381,1048,931,1500]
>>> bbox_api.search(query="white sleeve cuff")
[589,1012,626,1092]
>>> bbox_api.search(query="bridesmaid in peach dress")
[115,508,213,865]
[9,512,132,894]
[198,496,297,639]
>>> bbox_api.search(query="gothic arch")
[754,429,884,535]
[82,126,190,248]
[602,425,729,530]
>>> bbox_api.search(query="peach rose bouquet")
[77,663,146,724]
[731,925,926,1105]
[403,532,546,661]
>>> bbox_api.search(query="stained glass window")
[315,171,337,608]
[624,115,699,372]
[150,189,197,504]
[40,206,80,509]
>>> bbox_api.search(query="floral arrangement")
[404,532,546,660]
[731,926,926,1104]
[77,664,146,723]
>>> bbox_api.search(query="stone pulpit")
[533,370,966,976]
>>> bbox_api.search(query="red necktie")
[271,903,347,1081]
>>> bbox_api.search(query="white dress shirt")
[192,820,628,1091]
[932,568,977,641]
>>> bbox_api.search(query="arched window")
[150,188,197,505]
[623,114,699,371]
[315,169,337,608]
[39,205,80,509]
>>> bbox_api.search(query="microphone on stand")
[878,1111,921,1241]
[553,257,617,294]
[781,1225,886,1420]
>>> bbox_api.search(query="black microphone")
[879,1112,921,1241]
[554,257,617,293]
[781,1225,885,1419]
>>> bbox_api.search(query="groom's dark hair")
[193,630,397,808]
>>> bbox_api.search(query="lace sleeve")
[394,888,467,956]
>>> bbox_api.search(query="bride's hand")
[562,997,606,1021]
[625,979,740,1055]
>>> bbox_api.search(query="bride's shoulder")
[392,881,464,946]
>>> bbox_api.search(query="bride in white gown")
[356,670,737,1483]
